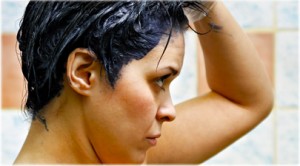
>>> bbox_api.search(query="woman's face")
[84,32,185,163]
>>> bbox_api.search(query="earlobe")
[66,48,98,96]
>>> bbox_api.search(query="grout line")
[244,28,298,33]
[273,105,299,111]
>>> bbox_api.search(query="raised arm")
[147,1,274,163]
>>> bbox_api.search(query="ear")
[66,48,99,96]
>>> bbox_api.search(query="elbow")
[265,89,275,116]
[242,84,274,121]
[255,88,274,120]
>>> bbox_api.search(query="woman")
[14,0,273,164]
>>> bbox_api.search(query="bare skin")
[14,1,273,164]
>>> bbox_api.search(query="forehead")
[140,32,185,71]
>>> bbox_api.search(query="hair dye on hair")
[17,1,210,122]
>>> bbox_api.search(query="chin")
[126,151,148,164]
[126,154,147,164]
[105,152,147,164]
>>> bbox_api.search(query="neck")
[14,92,101,164]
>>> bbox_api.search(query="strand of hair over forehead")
[156,2,173,70]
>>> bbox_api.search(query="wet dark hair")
[17,1,211,122]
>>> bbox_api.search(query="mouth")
[146,134,161,146]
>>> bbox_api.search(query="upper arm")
[146,91,272,164]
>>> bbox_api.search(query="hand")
[183,0,217,23]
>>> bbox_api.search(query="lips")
[146,133,161,146]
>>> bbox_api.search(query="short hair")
[17,1,208,120]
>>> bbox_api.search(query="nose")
[156,99,176,122]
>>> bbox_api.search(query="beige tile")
[1,34,25,109]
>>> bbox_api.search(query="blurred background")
[1,0,299,164]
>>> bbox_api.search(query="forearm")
[194,2,273,110]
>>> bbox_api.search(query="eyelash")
[155,74,171,91]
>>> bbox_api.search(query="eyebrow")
[166,66,179,76]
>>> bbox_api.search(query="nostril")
[156,105,176,122]
[161,116,171,122]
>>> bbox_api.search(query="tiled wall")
[1,0,298,165]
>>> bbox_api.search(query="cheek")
[118,86,157,123]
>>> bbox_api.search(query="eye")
[155,74,171,90]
